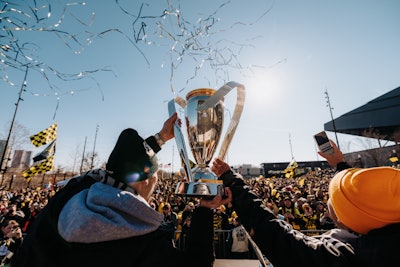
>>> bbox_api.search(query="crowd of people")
[1,158,399,266]
[0,113,398,267]
[0,160,354,264]
[0,184,52,265]
[147,166,339,254]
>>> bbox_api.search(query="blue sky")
[1,0,399,172]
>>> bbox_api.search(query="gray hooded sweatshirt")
[57,169,163,243]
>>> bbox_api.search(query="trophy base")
[175,181,225,200]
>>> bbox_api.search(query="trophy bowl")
[170,82,245,199]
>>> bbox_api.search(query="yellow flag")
[30,123,57,147]
[22,156,54,182]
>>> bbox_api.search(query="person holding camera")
[212,140,400,266]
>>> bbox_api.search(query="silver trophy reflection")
[169,81,245,199]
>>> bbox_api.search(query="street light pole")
[324,88,340,149]
[0,66,28,174]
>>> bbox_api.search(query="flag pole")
[324,88,340,149]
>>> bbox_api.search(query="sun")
[244,69,284,110]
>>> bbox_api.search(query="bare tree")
[0,121,30,171]
[68,143,81,174]
[80,151,101,172]
[352,128,393,166]
[390,128,400,146]
[6,121,31,150]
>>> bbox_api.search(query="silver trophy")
[169,81,245,199]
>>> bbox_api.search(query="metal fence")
[174,229,328,259]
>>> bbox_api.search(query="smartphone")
[313,131,333,154]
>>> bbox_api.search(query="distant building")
[258,144,400,178]
[11,150,32,169]
[233,164,263,178]
[0,140,12,171]
[261,160,331,178]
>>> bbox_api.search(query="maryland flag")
[22,155,54,182]
[30,123,57,147]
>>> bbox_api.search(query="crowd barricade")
[174,229,328,259]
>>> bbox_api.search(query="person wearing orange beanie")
[328,166,400,235]
[212,139,400,267]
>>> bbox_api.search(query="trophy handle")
[168,99,194,182]
[197,81,245,161]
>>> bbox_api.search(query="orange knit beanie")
[329,167,400,235]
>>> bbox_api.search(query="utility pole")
[288,133,294,160]
[90,124,99,169]
[79,136,87,173]
[324,88,340,149]
[0,66,28,175]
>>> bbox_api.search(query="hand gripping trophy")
[168,81,245,199]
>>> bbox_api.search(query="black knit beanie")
[106,128,158,184]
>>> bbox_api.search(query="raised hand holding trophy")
[169,81,245,199]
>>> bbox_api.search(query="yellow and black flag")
[22,155,54,182]
[24,123,58,181]
[284,159,298,179]
[32,140,56,162]
[30,123,57,147]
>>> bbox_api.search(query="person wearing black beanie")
[11,112,232,267]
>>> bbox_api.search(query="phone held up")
[313,131,334,154]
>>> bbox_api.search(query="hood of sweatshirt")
[57,181,163,243]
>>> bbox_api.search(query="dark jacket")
[220,169,400,267]
[11,175,215,267]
